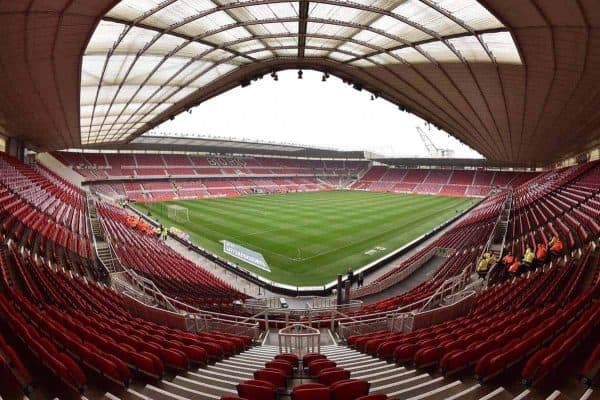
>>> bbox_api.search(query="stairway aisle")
[97,344,593,400]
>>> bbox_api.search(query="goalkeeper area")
[167,204,189,222]
[133,191,477,286]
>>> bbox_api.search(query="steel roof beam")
[298,0,310,58]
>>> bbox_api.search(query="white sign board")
[222,240,271,272]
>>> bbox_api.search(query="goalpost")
[167,204,189,222]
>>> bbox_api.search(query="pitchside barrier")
[126,196,483,297]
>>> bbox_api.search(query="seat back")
[292,383,330,400]
[254,368,286,389]
[276,353,299,368]
[319,369,351,386]
[265,360,293,377]
[309,359,337,375]
[237,380,276,400]
[303,353,327,367]
[330,379,370,400]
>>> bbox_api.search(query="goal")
[167,204,189,222]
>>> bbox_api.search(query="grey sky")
[151,70,482,159]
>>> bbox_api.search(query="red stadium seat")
[237,379,276,400]
[253,368,286,390]
[330,379,370,400]
[265,360,293,377]
[292,383,330,400]
[309,360,337,376]
[303,353,327,367]
[318,368,351,385]
[275,353,299,368]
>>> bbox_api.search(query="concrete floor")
[360,255,446,305]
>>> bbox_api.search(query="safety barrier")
[278,324,320,356]
[403,290,476,332]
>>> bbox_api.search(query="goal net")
[167,204,189,222]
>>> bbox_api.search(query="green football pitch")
[132,191,477,286]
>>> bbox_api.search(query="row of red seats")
[348,255,599,387]
[54,151,369,183]
[0,332,32,395]
[55,151,368,170]
[490,163,600,278]
[351,167,536,196]
[93,176,334,202]
[227,352,378,400]
[0,154,88,238]
[0,292,87,392]
[97,202,247,308]
[522,296,600,385]
[0,241,252,396]
[580,343,600,387]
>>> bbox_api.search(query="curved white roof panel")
[81,0,521,145]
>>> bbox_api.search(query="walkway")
[360,255,446,305]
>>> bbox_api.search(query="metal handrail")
[483,190,513,286]
[278,324,320,356]
[85,193,114,277]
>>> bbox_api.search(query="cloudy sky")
[151,69,482,159]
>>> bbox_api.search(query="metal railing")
[86,193,120,275]
[483,190,513,286]
[404,290,476,331]
[337,297,432,340]
[418,264,472,312]
[278,324,320,356]
[242,297,363,316]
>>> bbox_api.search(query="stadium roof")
[1,1,600,167]
[93,134,366,158]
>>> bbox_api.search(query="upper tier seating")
[54,152,369,181]
[92,176,335,201]
[0,154,96,277]
[52,152,369,201]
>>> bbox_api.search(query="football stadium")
[0,1,599,400]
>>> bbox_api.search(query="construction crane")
[417,126,455,158]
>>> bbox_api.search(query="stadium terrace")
[0,1,600,400]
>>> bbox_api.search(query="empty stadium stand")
[0,154,598,399]
[52,152,363,201]
[352,167,537,197]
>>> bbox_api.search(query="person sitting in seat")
[549,236,564,257]
[534,243,548,269]
[502,252,514,267]
[508,259,522,277]
[500,252,514,278]
[522,247,535,272]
